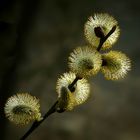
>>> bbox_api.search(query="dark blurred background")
[0,0,140,140]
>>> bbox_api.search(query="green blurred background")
[0,0,140,139]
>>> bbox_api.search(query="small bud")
[56,87,76,112]
[94,27,105,38]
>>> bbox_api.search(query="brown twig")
[96,25,116,51]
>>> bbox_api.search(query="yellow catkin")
[84,13,120,50]
[4,93,42,125]
[68,46,102,77]
[101,50,131,80]
[56,72,90,109]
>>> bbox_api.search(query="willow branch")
[20,75,81,140]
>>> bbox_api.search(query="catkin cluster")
[56,13,131,111]
[4,13,131,126]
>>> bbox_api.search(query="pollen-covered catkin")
[84,13,120,50]
[68,46,102,77]
[4,93,42,125]
[101,50,131,80]
[56,72,90,108]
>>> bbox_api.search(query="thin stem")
[97,25,116,51]
[20,100,58,140]
[68,76,82,92]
